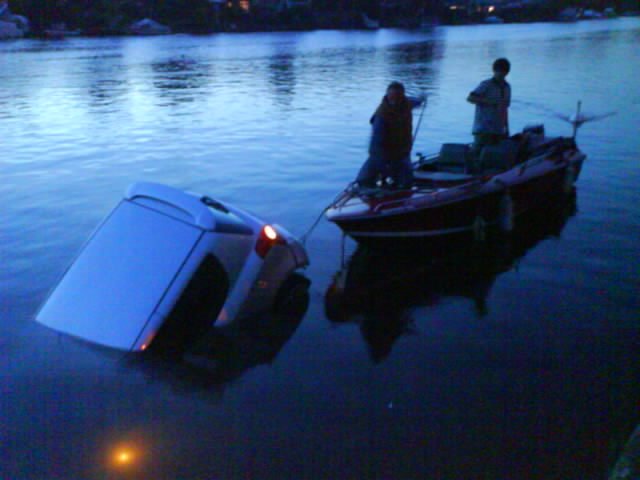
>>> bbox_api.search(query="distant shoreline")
[3,5,640,42]
[14,14,640,41]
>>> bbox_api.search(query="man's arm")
[368,115,385,157]
[467,92,504,106]
[407,95,426,109]
[467,80,504,106]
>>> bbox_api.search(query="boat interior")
[340,125,576,204]
[414,125,573,184]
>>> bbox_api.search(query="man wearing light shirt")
[467,58,511,150]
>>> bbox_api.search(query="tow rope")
[300,182,357,246]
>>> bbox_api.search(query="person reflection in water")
[356,82,424,189]
[467,58,511,150]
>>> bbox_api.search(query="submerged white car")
[36,182,309,352]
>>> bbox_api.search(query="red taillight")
[264,225,278,240]
[255,225,283,258]
[139,331,156,351]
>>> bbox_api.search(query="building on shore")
[7,0,640,36]
[0,0,29,38]
[439,0,586,24]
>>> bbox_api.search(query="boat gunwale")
[327,150,582,224]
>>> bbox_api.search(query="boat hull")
[327,147,584,242]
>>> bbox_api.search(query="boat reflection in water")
[325,191,577,363]
[124,274,310,399]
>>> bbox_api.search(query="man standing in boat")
[356,81,424,189]
[467,58,511,150]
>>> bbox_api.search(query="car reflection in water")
[124,273,310,400]
[325,192,578,364]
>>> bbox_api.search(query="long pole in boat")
[572,100,582,140]
[412,94,428,147]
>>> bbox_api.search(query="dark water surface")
[2,20,640,479]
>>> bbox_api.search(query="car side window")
[151,255,229,354]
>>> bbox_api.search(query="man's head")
[386,81,406,105]
[492,58,510,80]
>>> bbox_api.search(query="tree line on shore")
[9,0,216,34]
[6,0,640,36]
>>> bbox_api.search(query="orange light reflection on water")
[109,443,143,471]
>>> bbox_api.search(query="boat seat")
[477,140,519,174]
[434,143,472,173]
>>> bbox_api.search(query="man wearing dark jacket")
[356,82,423,188]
